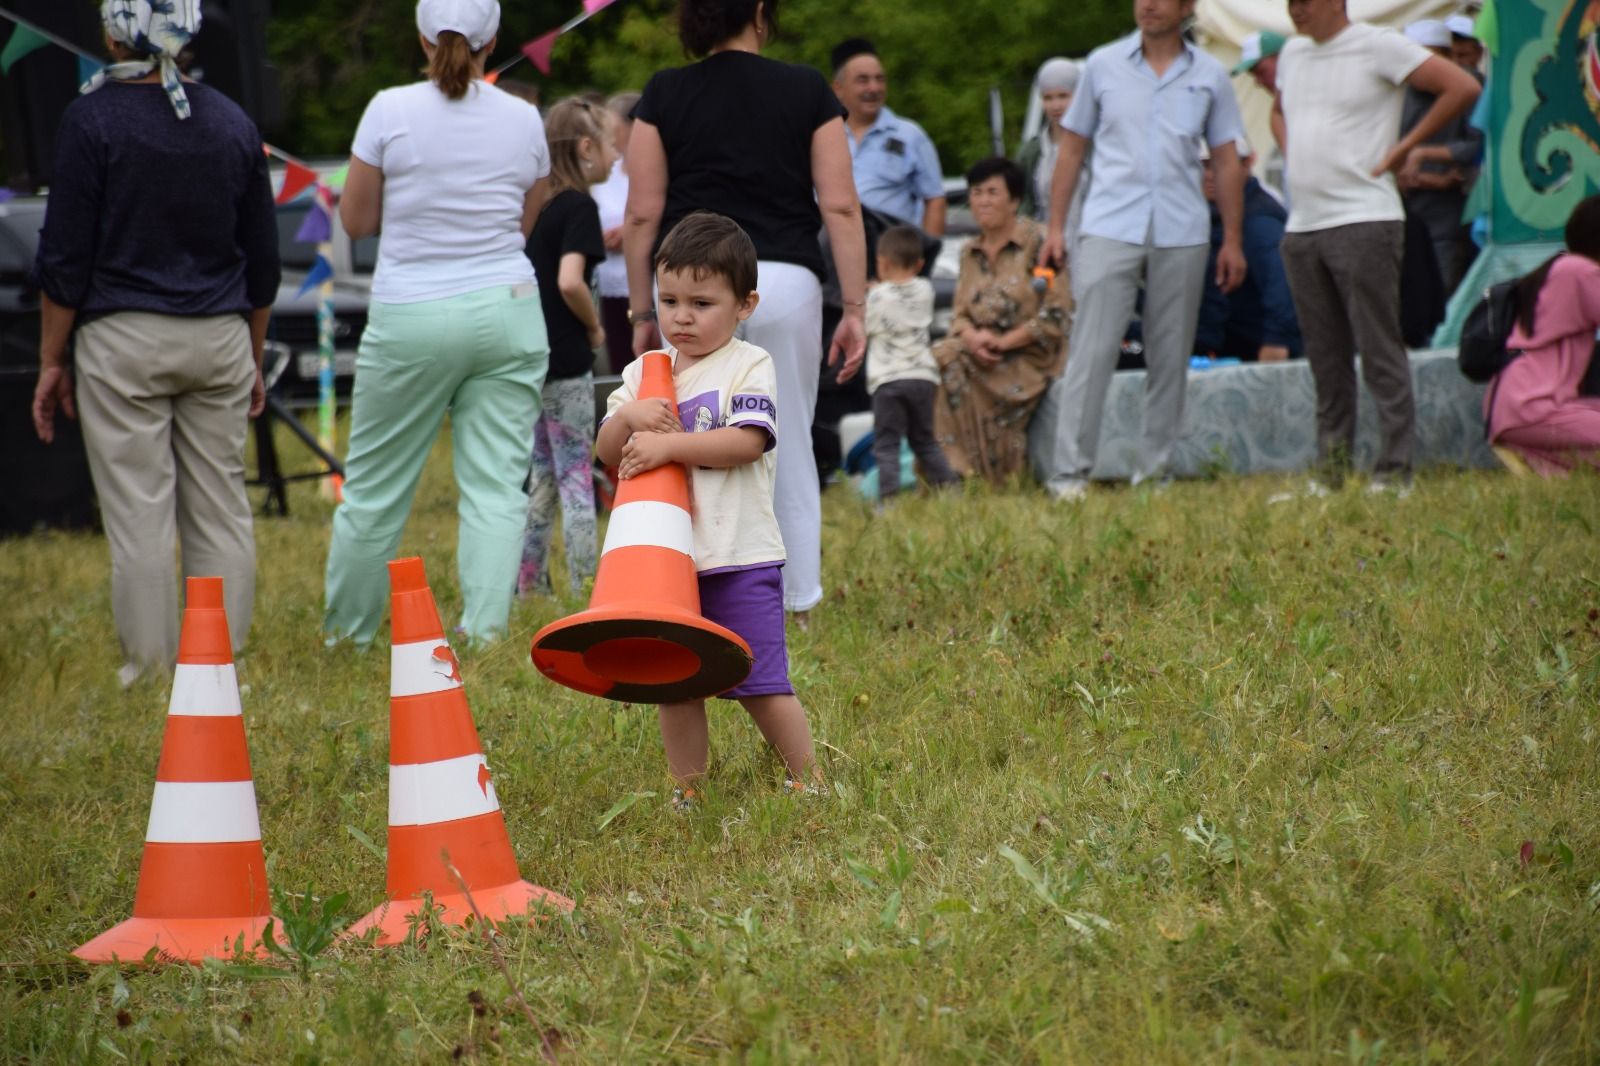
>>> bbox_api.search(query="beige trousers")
[74,312,256,671]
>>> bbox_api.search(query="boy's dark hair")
[678,0,780,58]
[964,156,1026,203]
[655,212,758,300]
[876,225,925,271]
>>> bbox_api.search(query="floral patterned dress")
[933,218,1072,483]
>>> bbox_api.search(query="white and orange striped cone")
[347,557,572,945]
[75,577,276,964]
[531,350,753,703]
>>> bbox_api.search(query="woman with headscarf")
[1016,58,1089,263]
[31,0,280,686]
[623,0,867,621]
[934,157,1071,484]
[322,0,551,646]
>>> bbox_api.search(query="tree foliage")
[267,0,1132,171]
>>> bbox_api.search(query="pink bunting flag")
[582,0,618,13]
[522,30,558,75]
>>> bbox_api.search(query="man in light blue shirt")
[1037,0,1248,498]
[831,38,947,236]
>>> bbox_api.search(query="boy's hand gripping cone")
[531,351,753,703]
[75,578,277,964]
[347,558,572,944]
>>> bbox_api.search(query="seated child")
[866,225,958,499]
[594,212,823,809]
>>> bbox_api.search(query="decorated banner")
[1481,0,1600,243]
[1433,0,1600,342]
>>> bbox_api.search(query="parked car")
[0,193,97,533]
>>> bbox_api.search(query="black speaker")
[1,0,281,191]
[0,1,101,191]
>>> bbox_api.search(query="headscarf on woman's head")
[1036,58,1081,95]
[81,0,203,119]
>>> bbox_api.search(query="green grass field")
[2,429,1597,1064]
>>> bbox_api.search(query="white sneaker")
[1046,477,1089,502]
[1267,478,1333,504]
[1366,477,1413,499]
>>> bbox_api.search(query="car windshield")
[276,203,379,274]
[353,236,378,272]
[276,204,318,270]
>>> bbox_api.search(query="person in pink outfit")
[1485,196,1600,475]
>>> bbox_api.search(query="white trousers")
[743,261,824,612]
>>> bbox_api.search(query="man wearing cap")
[830,38,947,237]
[1234,30,1289,148]
[1447,14,1484,71]
[1036,0,1248,500]
[1399,18,1484,291]
[1272,0,1480,492]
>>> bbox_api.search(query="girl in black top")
[622,0,869,618]
[519,98,613,596]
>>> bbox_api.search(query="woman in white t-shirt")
[594,92,639,374]
[323,0,552,646]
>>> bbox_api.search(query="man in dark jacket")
[1196,140,1302,361]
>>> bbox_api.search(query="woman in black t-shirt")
[623,0,868,619]
[520,98,613,597]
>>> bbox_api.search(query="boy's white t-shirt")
[591,161,629,299]
[865,277,940,395]
[604,338,784,573]
[1276,23,1430,233]
[351,81,550,304]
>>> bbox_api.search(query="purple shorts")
[699,564,792,699]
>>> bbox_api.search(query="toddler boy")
[866,226,958,499]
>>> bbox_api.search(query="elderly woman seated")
[934,157,1071,484]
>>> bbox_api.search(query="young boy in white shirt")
[596,212,822,809]
[865,225,959,500]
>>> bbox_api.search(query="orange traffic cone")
[76,578,275,964]
[347,557,572,944]
[531,350,753,703]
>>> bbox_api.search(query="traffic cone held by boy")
[530,350,753,703]
[347,557,572,944]
[75,577,277,964]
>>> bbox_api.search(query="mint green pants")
[324,284,548,644]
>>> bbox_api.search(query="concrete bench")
[1026,350,1497,480]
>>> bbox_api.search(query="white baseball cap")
[417,0,500,50]
[1404,19,1452,49]
[1445,13,1477,39]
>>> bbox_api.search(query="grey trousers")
[1041,234,1209,484]
[1280,221,1414,476]
[75,312,256,671]
[871,378,956,498]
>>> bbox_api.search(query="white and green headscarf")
[81,0,204,120]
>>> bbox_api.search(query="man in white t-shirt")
[1272,0,1479,490]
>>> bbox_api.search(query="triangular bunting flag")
[1,24,50,74]
[522,30,558,75]
[77,55,105,84]
[582,0,618,14]
[323,163,350,191]
[275,160,319,205]
[296,253,333,298]
[294,198,332,244]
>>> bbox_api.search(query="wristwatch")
[627,308,657,325]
